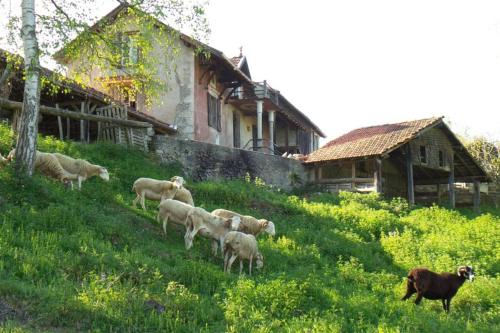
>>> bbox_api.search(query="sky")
[1,0,499,143]
[206,0,500,143]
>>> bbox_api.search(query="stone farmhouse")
[56,3,325,156]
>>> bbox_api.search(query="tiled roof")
[305,117,443,163]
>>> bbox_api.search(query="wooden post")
[80,101,85,142]
[437,184,441,204]
[448,154,455,209]
[406,145,415,206]
[351,161,356,190]
[56,103,63,140]
[66,117,70,140]
[473,180,480,214]
[374,158,382,193]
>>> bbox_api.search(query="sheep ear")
[262,220,269,228]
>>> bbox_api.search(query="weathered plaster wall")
[64,17,196,140]
[153,135,307,190]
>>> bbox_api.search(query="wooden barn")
[306,117,489,210]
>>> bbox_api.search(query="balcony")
[228,81,280,113]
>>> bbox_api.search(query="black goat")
[401,266,474,312]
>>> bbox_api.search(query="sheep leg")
[223,249,230,273]
[162,215,169,235]
[227,254,238,274]
[141,194,146,211]
[445,298,451,313]
[414,293,423,305]
[77,176,83,190]
[249,255,253,276]
[211,240,219,256]
[132,194,140,208]
[239,258,243,275]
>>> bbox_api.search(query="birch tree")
[0,0,209,176]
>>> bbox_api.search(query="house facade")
[58,4,324,155]
[305,117,489,210]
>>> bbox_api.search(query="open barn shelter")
[0,49,175,149]
[306,117,489,211]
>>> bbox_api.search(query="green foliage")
[0,123,498,332]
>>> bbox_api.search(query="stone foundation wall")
[152,135,307,191]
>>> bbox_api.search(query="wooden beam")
[448,153,455,209]
[0,98,153,129]
[316,177,374,184]
[406,144,415,206]
[374,158,382,193]
[80,101,85,142]
[473,180,480,214]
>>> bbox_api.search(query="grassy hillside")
[0,122,498,332]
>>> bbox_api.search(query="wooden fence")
[0,97,153,150]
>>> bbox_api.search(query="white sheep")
[52,152,109,190]
[157,199,196,249]
[132,177,185,210]
[186,210,240,256]
[223,231,264,275]
[211,208,276,237]
[7,149,70,184]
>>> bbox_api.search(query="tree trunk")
[15,0,41,176]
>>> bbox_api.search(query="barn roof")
[305,116,489,182]
[306,117,442,163]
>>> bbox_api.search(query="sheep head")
[255,252,264,269]
[260,220,276,237]
[99,167,110,181]
[230,216,241,231]
[170,176,185,188]
[458,266,475,281]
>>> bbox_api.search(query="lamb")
[185,210,240,256]
[211,208,275,237]
[157,199,196,249]
[401,266,474,312]
[223,231,264,275]
[52,152,109,190]
[132,177,181,210]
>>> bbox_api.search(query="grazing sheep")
[7,149,70,184]
[211,208,275,237]
[157,199,198,249]
[186,211,240,256]
[53,153,109,190]
[401,266,474,312]
[223,231,264,275]
[132,178,182,210]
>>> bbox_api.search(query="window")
[439,150,445,167]
[419,145,428,164]
[207,93,221,131]
[116,33,139,67]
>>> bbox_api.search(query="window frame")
[207,92,221,131]
[419,145,428,164]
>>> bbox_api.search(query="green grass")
[0,122,499,332]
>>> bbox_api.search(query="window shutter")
[207,93,212,127]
